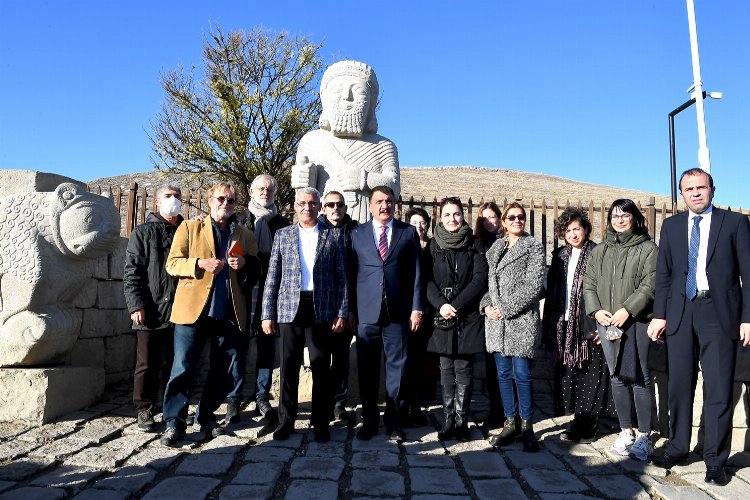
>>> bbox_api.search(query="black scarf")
[433,222,473,250]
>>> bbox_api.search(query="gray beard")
[329,101,366,137]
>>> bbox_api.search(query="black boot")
[454,383,471,441]
[521,419,540,453]
[437,384,456,441]
[489,416,520,447]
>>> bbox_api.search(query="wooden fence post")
[125,182,138,237]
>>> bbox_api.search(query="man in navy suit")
[348,185,423,442]
[648,168,750,485]
[262,187,348,443]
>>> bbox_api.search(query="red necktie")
[378,225,388,260]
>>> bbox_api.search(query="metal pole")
[669,113,678,207]
[686,0,711,173]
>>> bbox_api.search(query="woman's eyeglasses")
[212,196,236,205]
[505,214,526,222]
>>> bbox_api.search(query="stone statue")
[291,60,400,223]
[0,182,121,366]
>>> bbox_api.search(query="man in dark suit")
[648,168,750,485]
[348,185,423,442]
[262,187,348,443]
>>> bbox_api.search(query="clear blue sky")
[1,1,748,208]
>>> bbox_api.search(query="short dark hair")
[371,185,395,199]
[439,196,463,215]
[474,201,502,238]
[679,167,714,190]
[404,207,430,226]
[607,198,647,235]
[323,190,344,202]
[555,207,592,240]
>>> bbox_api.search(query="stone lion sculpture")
[291,60,400,223]
[0,183,121,366]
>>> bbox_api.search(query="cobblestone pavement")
[1,379,749,499]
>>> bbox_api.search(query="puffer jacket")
[480,233,545,358]
[582,227,658,321]
[123,212,184,330]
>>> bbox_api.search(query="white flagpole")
[686,0,711,173]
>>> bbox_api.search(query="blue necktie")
[685,215,702,299]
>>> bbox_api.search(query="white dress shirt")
[298,223,319,291]
[687,205,712,292]
[372,219,394,249]
[565,247,582,321]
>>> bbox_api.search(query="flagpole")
[686,0,711,173]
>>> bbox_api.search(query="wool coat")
[166,215,259,330]
[425,236,488,355]
[480,233,545,358]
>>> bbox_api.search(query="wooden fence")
[89,182,748,261]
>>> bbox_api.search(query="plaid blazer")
[261,224,348,324]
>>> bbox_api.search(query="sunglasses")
[324,201,345,208]
[506,214,526,222]
[212,196,236,205]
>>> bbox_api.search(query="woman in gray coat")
[481,202,545,452]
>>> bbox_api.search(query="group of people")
[124,167,749,486]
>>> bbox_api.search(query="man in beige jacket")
[160,182,259,446]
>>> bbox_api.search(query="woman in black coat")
[425,197,488,440]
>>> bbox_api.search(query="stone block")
[219,484,275,499]
[458,451,511,478]
[141,476,221,500]
[93,465,156,492]
[97,280,127,309]
[108,238,128,280]
[17,421,77,443]
[75,489,130,500]
[66,337,105,369]
[0,486,67,499]
[80,309,120,338]
[73,279,99,308]
[0,170,84,195]
[29,464,103,491]
[28,436,90,460]
[0,366,104,425]
[91,254,109,280]
[285,480,339,500]
[104,334,136,374]
[125,446,185,470]
[504,449,566,470]
[586,474,650,499]
[0,440,41,461]
[351,450,400,468]
[289,457,345,481]
[244,445,295,463]
[409,467,466,495]
[520,469,588,493]
[0,457,55,481]
[175,453,235,476]
[106,370,132,386]
[200,434,246,454]
[472,479,526,500]
[349,469,404,497]
[406,454,454,468]
[232,462,284,485]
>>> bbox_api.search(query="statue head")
[319,60,379,137]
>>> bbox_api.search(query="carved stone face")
[322,75,370,137]
[55,185,120,258]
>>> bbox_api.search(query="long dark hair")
[607,198,647,235]
[474,201,502,238]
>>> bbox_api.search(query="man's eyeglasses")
[505,214,526,222]
[324,202,345,208]
[212,196,236,205]
[295,201,319,207]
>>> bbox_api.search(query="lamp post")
[669,91,722,207]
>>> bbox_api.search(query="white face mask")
[160,196,181,217]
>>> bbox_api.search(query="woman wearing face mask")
[482,202,545,452]
[582,199,658,461]
[542,207,614,443]
[425,197,488,441]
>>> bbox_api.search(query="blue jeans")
[226,334,249,400]
[162,317,241,430]
[494,354,534,421]
[254,334,276,402]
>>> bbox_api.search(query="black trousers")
[666,296,737,467]
[278,293,333,429]
[133,327,174,411]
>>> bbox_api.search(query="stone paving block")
[472,478,526,500]
[244,445,295,463]
[520,469,588,493]
[403,427,438,442]
[65,433,153,468]
[736,467,750,483]
[405,454,454,468]
[587,474,650,499]
[0,486,66,499]
[27,437,89,460]
[683,472,750,499]
[560,453,623,475]
[0,440,41,461]
[327,426,349,443]
[0,422,27,440]
[257,432,303,449]
[284,479,339,500]
[17,421,77,443]
[125,445,185,470]
[458,451,511,478]
[289,457,345,481]
[351,450,400,468]
[349,469,404,497]
[544,439,602,457]
[68,416,130,444]
[200,434,247,454]
[92,466,156,492]
[175,453,235,476]
[642,479,713,500]
[539,495,604,500]
[445,437,494,453]
[73,489,130,500]
[504,449,565,470]
[351,434,401,453]
[607,453,666,476]
[305,440,345,458]
[0,457,55,481]
[54,410,98,426]
[29,465,104,491]
[141,476,221,500]
[409,466,467,495]
[0,482,12,494]
[402,440,447,455]
[232,462,284,485]
[412,496,471,500]
[219,484,274,499]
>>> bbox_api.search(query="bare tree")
[150,26,324,207]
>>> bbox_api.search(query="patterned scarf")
[554,240,595,368]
